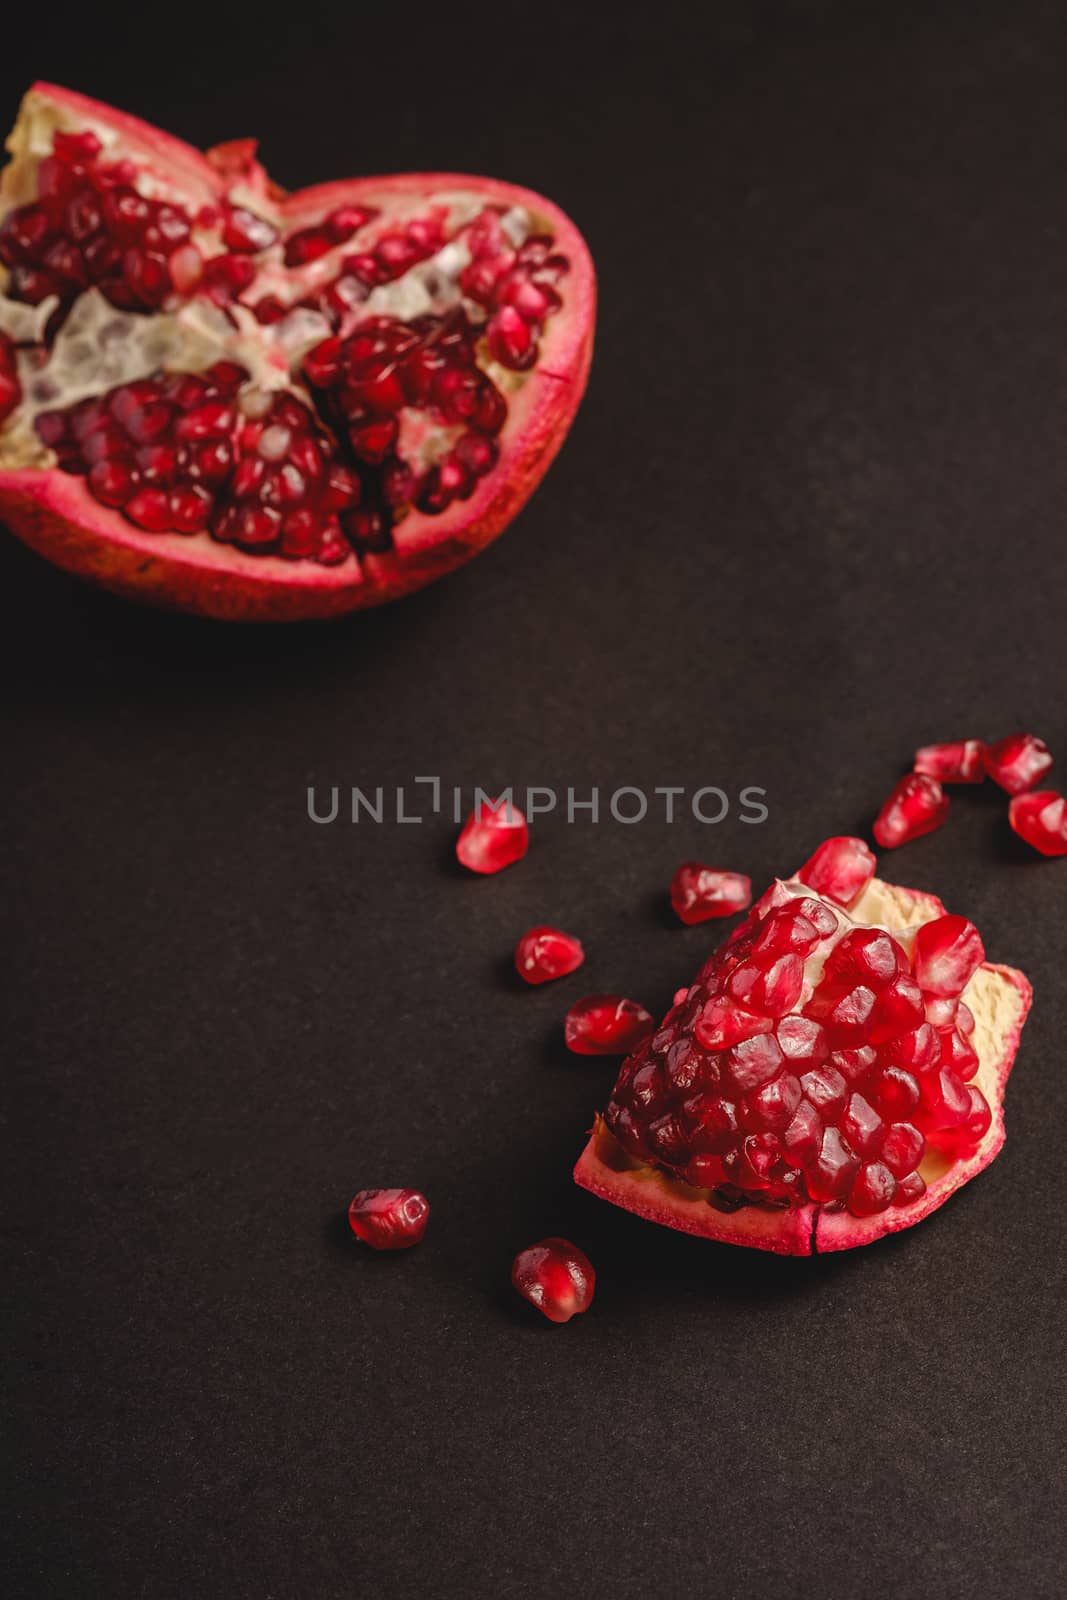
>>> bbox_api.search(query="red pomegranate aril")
[831,1044,878,1083]
[88,458,136,506]
[170,485,212,533]
[873,773,949,848]
[125,488,172,531]
[896,1171,927,1206]
[1009,790,1067,856]
[455,796,528,874]
[721,1033,785,1095]
[914,739,985,783]
[799,1063,848,1123]
[740,1072,802,1133]
[782,1099,822,1165]
[796,836,876,907]
[918,1065,973,1130]
[775,1014,830,1070]
[880,1121,925,1178]
[515,927,585,985]
[487,305,537,369]
[695,997,774,1051]
[806,1126,861,1202]
[222,207,278,253]
[983,732,1053,794]
[511,1238,595,1324]
[727,953,804,1018]
[869,973,925,1044]
[565,995,654,1056]
[669,864,752,925]
[823,928,906,991]
[939,1027,980,1082]
[881,1022,941,1073]
[348,1187,429,1250]
[869,1066,921,1117]
[841,1092,884,1158]
[806,984,877,1049]
[849,1162,897,1216]
[912,915,985,998]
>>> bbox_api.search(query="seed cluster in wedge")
[603,882,991,1219]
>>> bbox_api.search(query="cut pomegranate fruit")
[669,864,752,926]
[456,796,528,874]
[515,926,585,984]
[348,1187,429,1250]
[565,995,654,1056]
[575,839,1031,1254]
[1009,790,1067,857]
[0,85,595,619]
[511,1237,595,1323]
[872,773,949,849]
[795,835,875,907]
[983,733,1053,795]
[913,740,985,784]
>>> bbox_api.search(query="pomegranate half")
[0,85,595,620]
[574,843,1031,1255]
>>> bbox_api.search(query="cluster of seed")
[605,887,991,1219]
[34,363,360,563]
[304,310,507,527]
[0,129,277,321]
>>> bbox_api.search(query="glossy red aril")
[1009,790,1067,856]
[983,733,1053,795]
[511,1237,595,1324]
[796,835,876,907]
[913,740,985,783]
[912,915,985,996]
[565,995,654,1056]
[575,840,1032,1255]
[348,1187,430,1250]
[669,864,752,925]
[456,798,528,874]
[0,84,595,620]
[873,773,949,848]
[515,926,585,984]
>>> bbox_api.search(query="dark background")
[4,2,1067,1594]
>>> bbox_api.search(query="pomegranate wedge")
[0,84,595,619]
[575,843,1031,1254]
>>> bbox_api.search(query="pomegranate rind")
[573,873,1031,1255]
[0,86,596,621]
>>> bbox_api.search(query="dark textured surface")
[3,3,1067,1595]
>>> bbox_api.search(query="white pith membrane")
[575,872,1031,1255]
[0,88,562,562]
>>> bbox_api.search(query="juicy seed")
[0,331,21,423]
[912,915,985,997]
[669,864,752,925]
[348,1187,430,1250]
[913,739,985,783]
[983,732,1053,795]
[511,1238,595,1324]
[795,836,876,906]
[565,996,654,1056]
[514,926,585,985]
[872,773,949,849]
[1009,790,1067,857]
[455,797,529,874]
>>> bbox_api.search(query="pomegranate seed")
[823,928,906,991]
[869,973,925,1043]
[849,1162,897,1215]
[870,1066,921,1117]
[896,1171,927,1206]
[881,1023,940,1073]
[806,983,877,1048]
[0,334,23,424]
[727,953,804,1018]
[795,836,876,906]
[565,995,654,1056]
[487,305,537,369]
[125,488,173,531]
[912,915,985,997]
[88,459,137,506]
[721,1032,785,1094]
[983,732,1053,794]
[913,739,985,783]
[1009,790,1067,856]
[669,864,752,925]
[841,1092,884,1158]
[515,927,585,985]
[806,1126,861,1201]
[221,206,279,253]
[694,997,774,1050]
[872,773,949,849]
[740,1072,802,1133]
[511,1238,595,1324]
[880,1121,925,1177]
[455,797,528,875]
[348,1187,429,1250]
[775,1014,830,1069]
[799,1064,848,1123]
